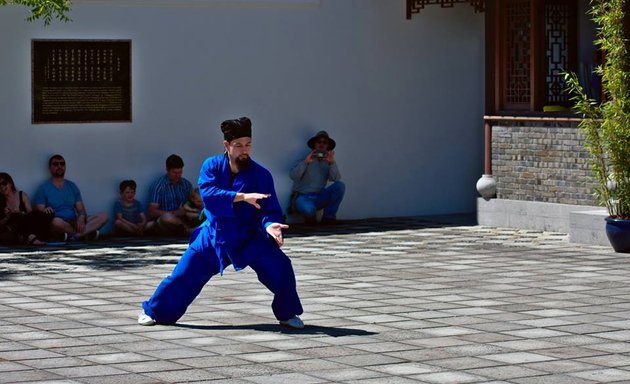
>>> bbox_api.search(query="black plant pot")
[605,217,630,253]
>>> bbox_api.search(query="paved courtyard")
[1,215,630,384]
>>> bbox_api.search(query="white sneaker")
[137,313,156,326]
[279,315,304,329]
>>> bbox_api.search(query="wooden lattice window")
[503,0,531,108]
[545,0,576,104]
[493,0,577,113]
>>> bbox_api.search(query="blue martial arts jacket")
[194,154,283,273]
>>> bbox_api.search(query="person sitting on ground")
[0,172,53,245]
[113,179,154,236]
[289,131,345,224]
[180,187,206,233]
[147,154,193,236]
[33,154,109,241]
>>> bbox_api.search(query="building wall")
[492,124,597,206]
[0,1,485,232]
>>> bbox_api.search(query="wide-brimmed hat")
[307,131,336,150]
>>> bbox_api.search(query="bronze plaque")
[32,39,131,123]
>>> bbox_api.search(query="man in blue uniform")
[138,117,304,329]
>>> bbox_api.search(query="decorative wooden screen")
[505,0,531,106]
[544,0,576,105]
[495,0,577,112]
[502,0,531,109]
[406,0,485,18]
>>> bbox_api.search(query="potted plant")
[565,0,630,252]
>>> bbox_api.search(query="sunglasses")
[52,161,66,167]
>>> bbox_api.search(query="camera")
[315,150,327,158]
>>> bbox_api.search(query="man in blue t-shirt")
[33,154,109,241]
[147,154,193,236]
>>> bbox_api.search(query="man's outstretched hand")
[266,222,289,246]
[236,193,270,209]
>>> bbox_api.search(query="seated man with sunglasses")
[33,154,109,242]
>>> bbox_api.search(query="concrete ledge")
[569,209,609,246]
[477,198,610,246]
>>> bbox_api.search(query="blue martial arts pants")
[142,233,303,325]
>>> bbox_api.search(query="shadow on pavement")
[173,322,378,337]
[0,240,186,276]
[287,214,477,237]
[0,214,477,275]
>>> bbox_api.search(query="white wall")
[0,0,484,232]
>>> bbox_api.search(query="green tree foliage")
[0,0,72,25]
[565,0,630,218]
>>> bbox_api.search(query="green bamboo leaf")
[1,0,72,25]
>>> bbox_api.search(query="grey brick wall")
[492,123,597,206]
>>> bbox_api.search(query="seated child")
[113,180,154,236]
[181,187,206,233]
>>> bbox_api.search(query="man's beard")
[235,155,251,171]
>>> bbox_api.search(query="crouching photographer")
[289,131,345,225]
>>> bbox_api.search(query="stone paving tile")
[0,369,66,383]
[577,352,630,367]
[531,346,606,360]
[0,360,32,372]
[77,373,163,384]
[47,365,131,378]
[568,367,630,382]
[521,359,602,374]
[108,359,192,374]
[309,367,389,381]
[246,372,328,384]
[481,352,557,364]
[2,215,630,383]
[589,341,630,353]
[463,365,547,380]
[512,375,598,384]
[343,377,427,384]
[368,362,436,375]
[427,355,503,370]
[204,363,287,378]
[411,370,487,383]
[141,368,226,382]
[17,356,94,370]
